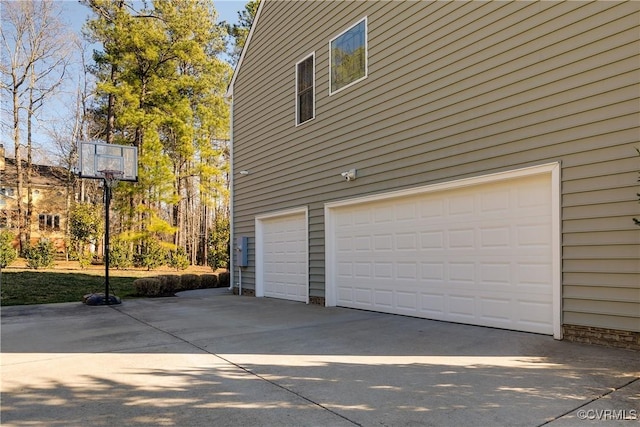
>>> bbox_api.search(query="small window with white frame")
[296,52,315,125]
[330,17,367,94]
[38,213,60,231]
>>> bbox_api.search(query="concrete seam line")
[110,306,363,427]
[536,376,640,427]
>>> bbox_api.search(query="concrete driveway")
[1,289,639,427]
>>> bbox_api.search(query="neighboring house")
[226,1,639,349]
[0,145,70,253]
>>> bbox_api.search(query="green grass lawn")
[0,271,139,306]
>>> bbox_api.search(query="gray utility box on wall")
[236,236,248,267]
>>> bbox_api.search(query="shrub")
[168,247,189,271]
[77,251,93,269]
[133,278,158,296]
[180,274,202,290]
[109,238,133,269]
[218,271,230,287]
[133,277,174,297]
[70,202,103,244]
[158,274,182,292]
[207,213,229,270]
[70,202,103,268]
[201,274,219,289]
[134,238,167,270]
[24,239,55,269]
[0,231,17,268]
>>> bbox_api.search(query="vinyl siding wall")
[232,1,640,332]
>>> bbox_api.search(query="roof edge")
[225,0,265,99]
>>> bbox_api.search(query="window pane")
[299,90,313,123]
[331,19,366,92]
[298,57,313,92]
[297,54,314,124]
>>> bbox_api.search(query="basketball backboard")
[78,142,138,182]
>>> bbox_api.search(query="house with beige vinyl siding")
[226,0,640,349]
[1,145,70,254]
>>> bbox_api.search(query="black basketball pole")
[104,181,111,304]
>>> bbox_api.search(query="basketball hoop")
[98,169,124,188]
[77,142,138,306]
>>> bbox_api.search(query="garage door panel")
[449,295,476,318]
[374,205,394,223]
[517,224,551,247]
[517,262,553,289]
[397,292,418,311]
[375,290,393,307]
[337,287,352,303]
[480,262,511,285]
[421,293,445,315]
[329,173,555,335]
[519,300,553,324]
[480,226,511,247]
[421,262,445,280]
[480,298,512,321]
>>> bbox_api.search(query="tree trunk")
[13,87,26,254]
[173,165,182,247]
[200,204,208,266]
[26,80,35,246]
[106,74,115,144]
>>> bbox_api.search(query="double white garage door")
[258,166,560,336]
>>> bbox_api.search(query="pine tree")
[84,0,231,265]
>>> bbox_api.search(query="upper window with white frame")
[39,213,60,231]
[296,53,315,125]
[330,17,367,94]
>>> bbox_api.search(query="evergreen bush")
[0,231,17,268]
[207,213,229,270]
[69,202,103,268]
[24,239,55,269]
[133,278,163,297]
[181,274,202,289]
[168,247,189,271]
[158,274,182,291]
[201,274,219,289]
[135,238,167,270]
[218,271,230,287]
[110,238,133,269]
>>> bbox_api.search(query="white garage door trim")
[256,207,309,303]
[325,163,561,339]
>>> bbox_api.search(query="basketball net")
[98,169,124,188]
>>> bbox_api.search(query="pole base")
[83,293,122,306]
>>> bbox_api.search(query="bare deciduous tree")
[1,0,74,252]
[47,37,104,259]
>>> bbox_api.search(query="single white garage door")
[256,208,308,302]
[326,168,559,335]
